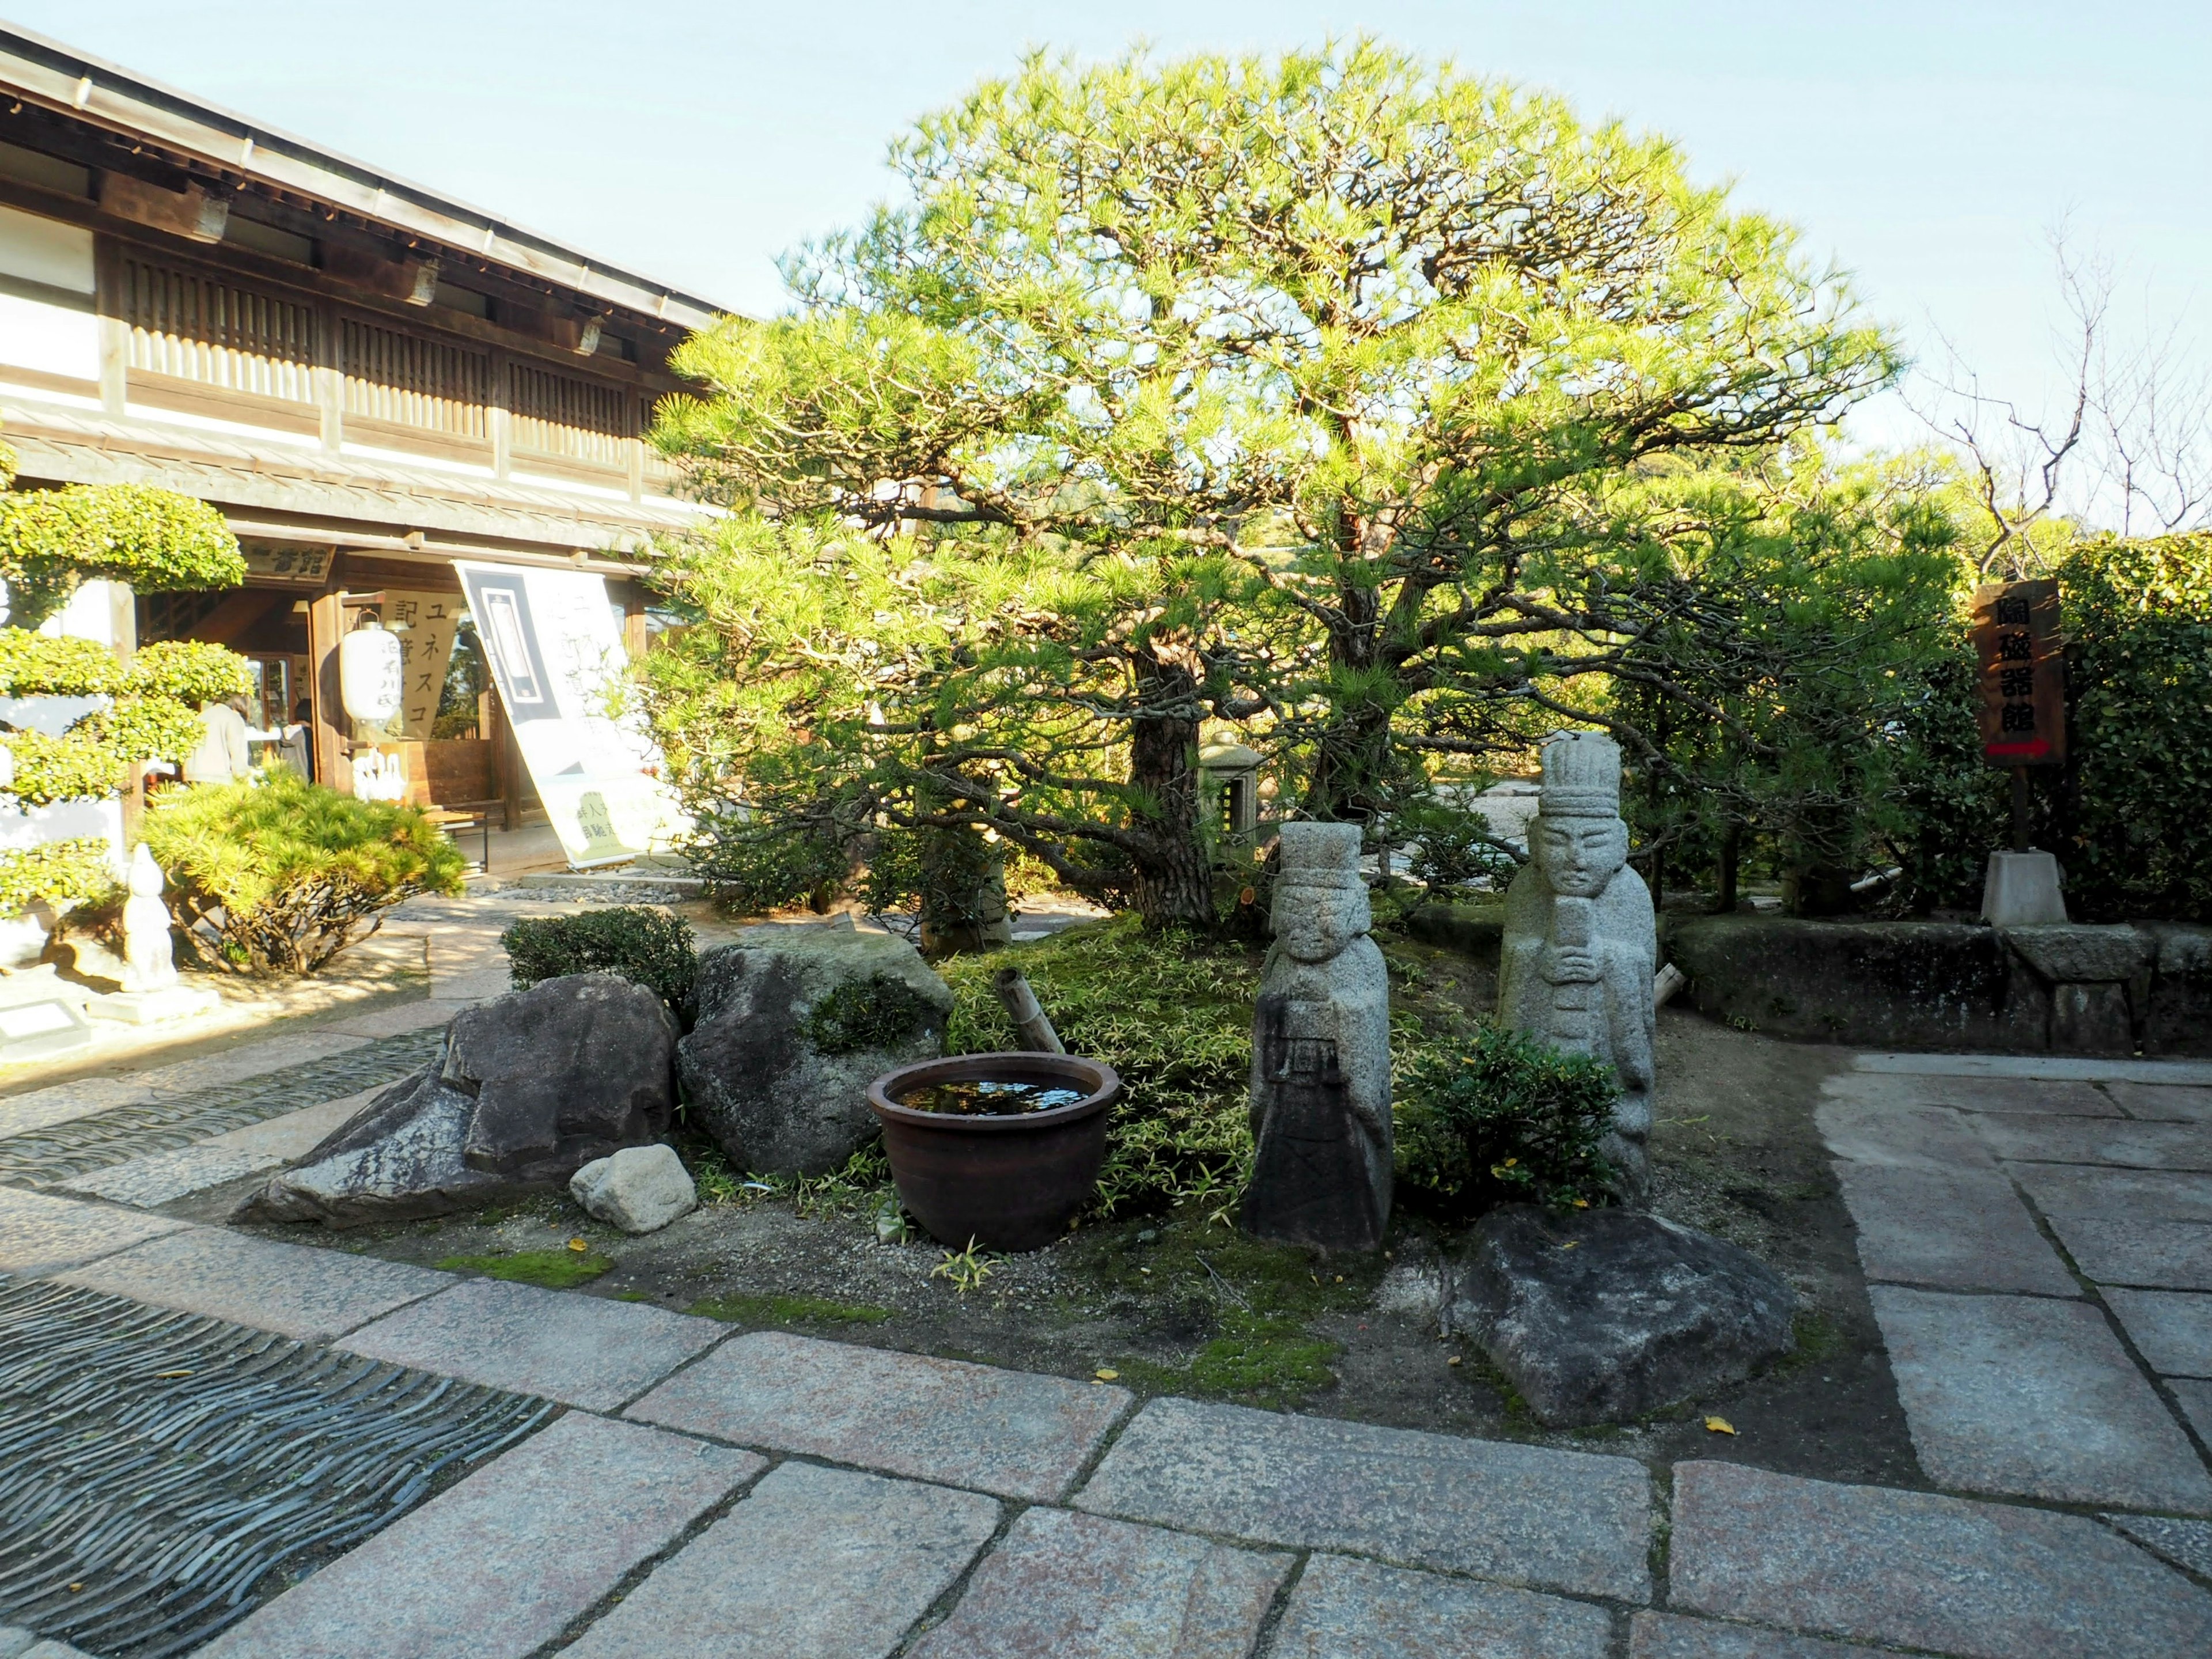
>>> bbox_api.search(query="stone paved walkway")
[1820,1051,2212,1529]
[6,940,2212,1654]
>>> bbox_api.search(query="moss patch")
[435,1249,613,1289]
[689,1292,893,1326]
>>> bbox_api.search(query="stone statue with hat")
[1498,730,1658,1203]
[1244,820,1392,1251]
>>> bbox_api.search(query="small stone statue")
[1244,821,1392,1252]
[120,842,179,993]
[1499,730,1657,1204]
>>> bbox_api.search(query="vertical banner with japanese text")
[1972,579,2066,768]
[454,562,690,866]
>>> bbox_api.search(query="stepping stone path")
[4,907,2212,1656]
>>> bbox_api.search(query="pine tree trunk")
[1127,653,1213,930]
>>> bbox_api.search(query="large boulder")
[677,922,953,1176]
[238,973,675,1226]
[1443,1204,1797,1427]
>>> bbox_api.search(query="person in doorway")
[283,698,315,781]
[183,694,253,785]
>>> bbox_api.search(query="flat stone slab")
[1812,1099,1995,1171]
[0,1187,188,1273]
[566,1461,997,1659]
[1073,1395,1653,1601]
[430,967,513,1001]
[2173,1377,2212,1440]
[1270,1552,1611,1659]
[321,1001,459,1039]
[626,1330,1128,1502]
[142,1031,369,1092]
[2008,1163,2212,1221]
[1854,1052,2212,1085]
[1628,1611,1895,1658]
[2046,1216,2212,1288]
[198,1412,759,1659]
[2104,1288,2212,1376]
[338,1278,721,1409]
[69,1145,279,1207]
[1972,1115,2212,1169]
[2109,1082,2212,1120]
[1833,1164,2075,1293]
[57,1227,445,1339]
[1670,1459,2212,1659]
[1824,1071,2118,1115]
[1870,1287,2212,1510]
[908,1506,1287,1659]
[0,1075,154,1140]
[2107,1514,2212,1579]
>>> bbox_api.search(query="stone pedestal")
[1982,851,2067,927]
[0,963,94,1059]
[89,984,222,1025]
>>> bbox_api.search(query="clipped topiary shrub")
[138,767,466,974]
[501,906,697,1011]
[0,836,117,921]
[1394,1024,1616,1212]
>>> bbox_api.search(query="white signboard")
[454,563,688,868]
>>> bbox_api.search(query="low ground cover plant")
[139,767,465,974]
[502,905,697,1013]
[1394,1024,1618,1212]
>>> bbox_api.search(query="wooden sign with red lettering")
[1972,579,2066,767]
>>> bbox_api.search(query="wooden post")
[622,581,649,662]
[308,587,349,793]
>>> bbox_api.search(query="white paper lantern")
[338,624,403,724]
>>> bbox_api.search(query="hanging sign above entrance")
[454,562,690,868]
[1971,579,2066,768]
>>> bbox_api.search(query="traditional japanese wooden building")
[0,24,726,827]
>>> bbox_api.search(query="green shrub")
[501,906,696,1010]
[803,972,940,1054]
[138,767,466,974]
[1,727,126,805]
[942,916,1257,1216]
[1394,1024,1616,1212]
[0,837,117,919]
[126,639,253,706]
[0,631,121,697]
[0,482,243,630]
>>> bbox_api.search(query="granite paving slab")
[1854,1052,2212,1084]
[338,1277,722,1410]
[57,1227,446,1340]
[1627,1612,1895,1658]
[907,1506,1287,1659]
[20,1643,95,1659]
[1971,1115,2212,1169]
[2103,1288,2212,1377]
[2108,1082,2212,1122]
[1669,1459,2212,1659]
[2172,1377,2212,1441]
[2008,1162,2212,1221]
[0,1187,188,1273]
[66,1144,279,1207]
[430,967,513,1001]
[139,1031,370,1092]
[2044,1215,2212,1289]
[1812,1100,1995,1170]
[1073,1395,1652,1601]
[319,999,461,1039]
[196,1413,760,1659]
[626,1330,1130,1501]
[1268,1553,1611,1659]
[2106,1514,2212,1579]
[1869,1286,2212,1510]
[0,1627,31,1659]
[1832,1164,2076,1294]
[1823,1072,2118,1115]
[566,1462,998,1659]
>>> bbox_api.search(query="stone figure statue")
[1244,821,1392,1251]
[120,843,179,993]
[1498,730,1658,1204]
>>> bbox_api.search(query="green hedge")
[502,906,697,1010]
[0,837,116,920]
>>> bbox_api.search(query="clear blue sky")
[14,1,2209,450]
